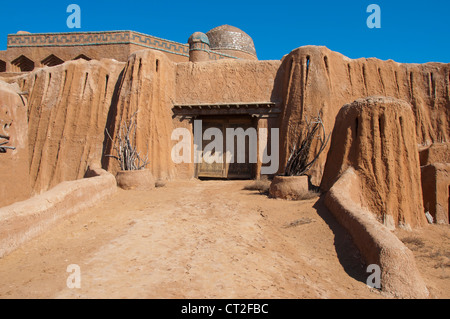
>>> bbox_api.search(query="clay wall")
[3,44,131,71]
[0,81,31,207]
[210,48,257,61]
[0,52,6,72]
[279,46,450,185]
[1,31,190,73]
[13,58,125,195]
[129,43,188,63]
[421,163,450,224]
[320,97,427,229]
[419,142,450,166]
[2,44,448,199]
[175,59,283,105]
[103,50,181,180]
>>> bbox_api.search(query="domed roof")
[206,25,256,57]
[188,32,210,45]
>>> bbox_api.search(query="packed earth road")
[0,180,403,299]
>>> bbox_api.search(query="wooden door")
[196,117,254,179]
[196,121,226,178]
[225,122,253,179]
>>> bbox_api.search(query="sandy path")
[0,180,382,299]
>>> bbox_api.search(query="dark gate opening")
[195,115,255,180]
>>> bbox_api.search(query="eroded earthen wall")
[17,58,125,194]
[321,96,427,229]
[103,50,180,180]
[0,81,31,207]
[280,46,450,185]
[3,45,449,198]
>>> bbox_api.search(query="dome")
[188,32,210,45]
[206,25,257,57]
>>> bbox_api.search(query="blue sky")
[0,0,448,63]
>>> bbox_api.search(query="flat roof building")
[0,25,257,73]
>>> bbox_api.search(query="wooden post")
[256,117,268,180]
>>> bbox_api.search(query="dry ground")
[0,180,447,299]
[395,226,450,298]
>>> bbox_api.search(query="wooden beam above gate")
[172,102,281,119]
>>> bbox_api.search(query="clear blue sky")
[0,0,448,63]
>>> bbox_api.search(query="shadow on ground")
[313,195,368,285]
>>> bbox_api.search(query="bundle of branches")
[106,111,149,171]
[0,134,15,153]
[284,114,330,176]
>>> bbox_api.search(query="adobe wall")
[1,31,191,72]
[209,49,257,61]
[104,56,284,180]
[2,45,448,197]
[0,51,6,72]
[419,142,450,166]
[175,59,283,104]
[9,58,125,195]
[0,80,31,207]
[320,97,429,296]
[129,43,188,63]
[321,96,427,229]
[3,44,132,71]
[103,50,183,180]
[279,46,450,185]
[421,163,450,224]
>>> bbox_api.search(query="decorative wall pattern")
[7,31,190,58]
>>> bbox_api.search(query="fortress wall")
[103,49,181,180]
[175,59,283,105]
[209,49,257,61]
[421,163,450,224]
[0,81,32,207]
[173,59,285,179]
[280,46,450,185]
[0,51,6,72]
[2,31,190,72]
[14,58,125,195]
[320,96,427,229]
[129,44,188,63]
[4,45,132,71]
[3,44,448,196]
[419,142,450,166]
[208,51,237,61]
